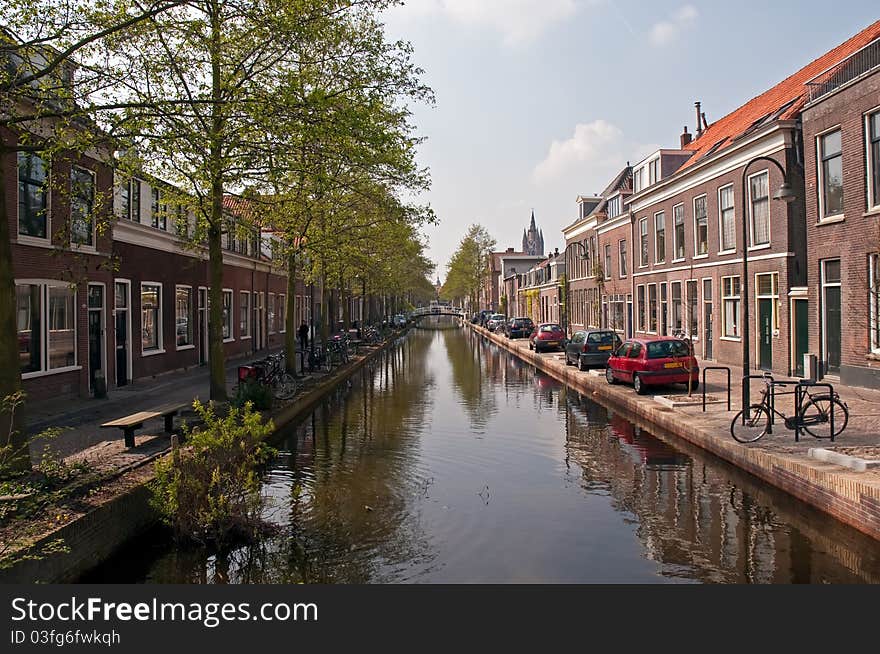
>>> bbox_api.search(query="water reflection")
[82,326,880,583]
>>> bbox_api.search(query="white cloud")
[649,5,698,47]
[389,0,583,46]
[533,119,650,186]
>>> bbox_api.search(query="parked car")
[486,313,506,331]
[505,317,535,339]
[564,329,622,371]
[529,323,566,352]
[605,337,699,395]
[393,314,407,327]
[470,313,480,324]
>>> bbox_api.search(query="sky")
[380,0,879,281]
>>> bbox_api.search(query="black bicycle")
[730,373,848,443]
[245,352,298,400]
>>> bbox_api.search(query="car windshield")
[587,332,616,344]
[540,324,562,333]
[646,340,691,359]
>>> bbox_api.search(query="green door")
[794,300,808,377]
[758,299,773,370]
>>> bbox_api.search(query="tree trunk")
[0,147,28,472]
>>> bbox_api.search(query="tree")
[442,224,495,310]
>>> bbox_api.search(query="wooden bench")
[100,402,189,448]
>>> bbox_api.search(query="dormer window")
[607,195,621,219]
[648,158,660,185]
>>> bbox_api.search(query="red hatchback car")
[605,337,699,394]
[529,323,566,353]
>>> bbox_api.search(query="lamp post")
[740,155,797,421]
[562,239,589,336]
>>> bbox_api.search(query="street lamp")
[562,239,590,336]
[740,156,797,421]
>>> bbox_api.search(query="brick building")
[801,32,880,388]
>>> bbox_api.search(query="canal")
[84,323,880,583]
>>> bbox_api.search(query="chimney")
[506,247,514,253]
[680,125,692,148]
[554,247,559,256]
[701,112,709,131]
[695,101,702,136]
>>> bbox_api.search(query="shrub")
[151,400,275,547]
[231,380,273,411]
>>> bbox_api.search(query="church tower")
[521,210,544,256]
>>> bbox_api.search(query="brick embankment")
[0,334,404,583]
[470,323,880,541]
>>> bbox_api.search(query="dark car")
[605,337,699,395]
[470,313,480,324]
[564,329,622,371]
[505,317,535,339]
[529,323,566,353]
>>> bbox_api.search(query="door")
[702,279,713,360]
[822,259,841,375]
[758,299,773,370]
[88,284,104,394]
[114,282,128,387]
[793,299,808,377]
[626,298,633,338]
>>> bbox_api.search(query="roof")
[680,19,880,169]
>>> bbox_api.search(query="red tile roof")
[680,19,880,169]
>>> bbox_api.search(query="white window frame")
[175,284,194,350]
[618,240,627,278]
[755,272,780,336]
[670,280,683,332]
[718,183,736,254]
[747,169,771,250]
[870,253,880,354]
[268,292,276,334]
[636,284,646,333]
[721,275,741,341]
[654,211,665,264]
[639,217,649,268]
[70,165,97,251]
[816,125,845,222]
[865,108,880,212]
[17,151,51,245]
[140,281,165,356]
[17,279,81,379]
[603,243,612,281]
[685,278,699,341]
[693,194,709,258]
[672,203,686,262]
[647,282,658,334]
[222,288,234,342]
[240,290,251,339]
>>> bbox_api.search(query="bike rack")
[794,380,836,442]
[741,374,774,427]
[701,366,731,412]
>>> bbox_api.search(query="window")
[648,158,659,185]
[818,129,844,218]
[659,282,668,336]
[648,283,657,333]
[607,195,621,218]
[604,244,612,280]
[222,289,233,340]
[654,212,665,263]
[673,204,685,260]
[694,195,708,256]
[16,282,77,374]
[268,293,276,334]
[870,254,880,353]
[686,280,698,337]
[141,283,162,352]
[279,294,286,332]
[867,112,880,210]
[639,218,648,267]
[18,152,48,239]
[175,286,193,347]
[240,291,251,337]
[633,167,644,193]
[131,179,141,222]
[618,240,627,277]
[70,166,95,247]
[719,185,735,251]
[722,276,741,338]
[671,281,683,331]
[636,285,645,332]
[151,187,166,230]
[749,171,770,246]
[119,179,130,221]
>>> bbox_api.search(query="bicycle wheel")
[799,395,849,439]
[275,373,297,401]
[730,404,771,443]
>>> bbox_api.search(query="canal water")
[85,324,880,583]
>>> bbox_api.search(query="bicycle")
[241,352,298,401]
[730,373,848,443]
